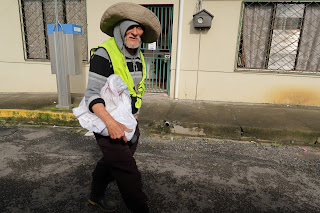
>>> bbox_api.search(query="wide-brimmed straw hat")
[100,2,161,43]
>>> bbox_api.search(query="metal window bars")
[19,0,88,61]
[237,1,320,73]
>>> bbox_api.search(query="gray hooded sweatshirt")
[85,20,143,115]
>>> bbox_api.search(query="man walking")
[84,2,160,213]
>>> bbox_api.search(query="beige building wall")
[0,1,55,93]
[0,0,179,95]
[176,0,320,106]
[0,0,88,93]
[2,0,320,106]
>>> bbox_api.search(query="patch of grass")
[69,128,87,134]
[152,123,171,136]
[0,116,80,127]
[274,160,281,164]
[272,141,282,148]
[38,104,73,112]
[174,135,182,140]
[0,119,6,126]
[202,138,211,142]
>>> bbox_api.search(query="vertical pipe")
[54,0,71,108]
[170,7,173,50]
[168,7,172,94]
[174,0,184,100]
[54,0,60,26]
[54,0,62,98]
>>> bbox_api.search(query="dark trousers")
[92,125,149,212]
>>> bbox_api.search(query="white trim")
[174,0,184,100]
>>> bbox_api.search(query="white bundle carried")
[72,74,137,141]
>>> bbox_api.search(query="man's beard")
[124,35,141,49]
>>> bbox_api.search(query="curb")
[143,121,320,146]
[0,109,79,126]
[1,109,319,146]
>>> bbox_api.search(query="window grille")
[19,0,88,61]
[237,1,320,73]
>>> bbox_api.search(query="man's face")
[124,25,144,49]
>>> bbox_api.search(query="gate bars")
[142,5,174,94]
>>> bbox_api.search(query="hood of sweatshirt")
[113,20,142,58]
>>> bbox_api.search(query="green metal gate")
[142,5,173,94]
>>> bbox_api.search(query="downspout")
[174,0,184,100]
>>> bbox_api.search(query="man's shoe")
[88,195,117,212]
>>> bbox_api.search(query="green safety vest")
[90,37,146,109]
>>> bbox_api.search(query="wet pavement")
[1,126,320,213]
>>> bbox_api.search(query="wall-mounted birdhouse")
[193,9,214,29]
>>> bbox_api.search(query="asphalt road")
[0,126,320,213]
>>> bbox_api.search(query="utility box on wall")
[47,24,82,76]
[47,24,83,108]
[193,9,214,29]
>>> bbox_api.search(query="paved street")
[0,126,320,213]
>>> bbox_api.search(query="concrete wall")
[1,0,320,106]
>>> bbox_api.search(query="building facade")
[1,0,320,106]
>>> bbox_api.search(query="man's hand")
[106,118,132,142]
[92,103,132,142]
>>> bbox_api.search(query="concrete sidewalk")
[0,92,320,145]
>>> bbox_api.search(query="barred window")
[237,1,320,73]
[19,0,88,61]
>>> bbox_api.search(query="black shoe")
[130,202,150,213]
[88,195,117,212]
